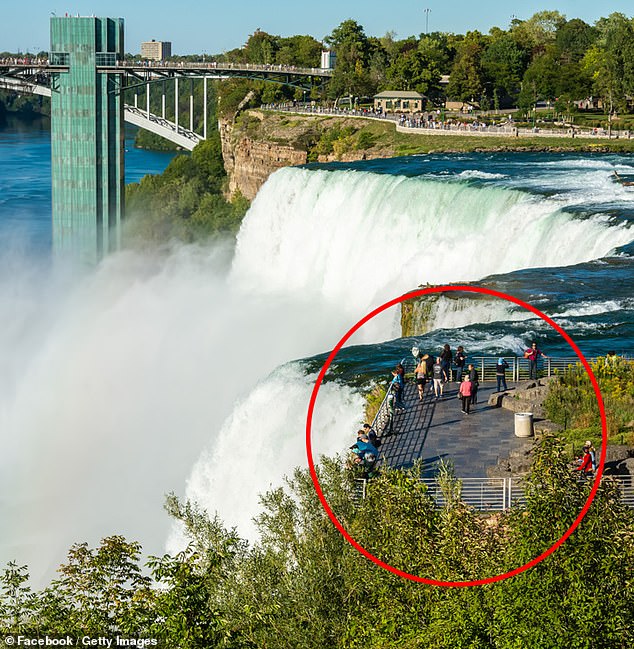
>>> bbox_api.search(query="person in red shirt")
[525,341,548,379]
[576,444,594,476]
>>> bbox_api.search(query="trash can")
[514,412,534,438]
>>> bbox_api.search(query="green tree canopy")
[446,31,487,102]
[481,33,528,104]
[325,19,374,99]
[583,13,634,116]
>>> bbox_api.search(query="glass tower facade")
[50,17,124,264]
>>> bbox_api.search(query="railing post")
[146,81,150,119]
[161,80,166,119]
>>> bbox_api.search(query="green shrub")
[544,357,634,446]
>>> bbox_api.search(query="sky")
[1,0,633,55]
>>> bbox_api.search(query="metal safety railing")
[366,355,589,441]
[469,356,580,381]
[397,354,627,382]
[353,475,634,510]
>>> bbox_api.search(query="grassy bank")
[257,110,634,158]
[544,357,634,450]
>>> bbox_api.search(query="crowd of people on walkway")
[346,339,609,487]
[382,341,551,420]
[348,423,381,478]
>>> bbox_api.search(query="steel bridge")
[0,61,332,151]
[0,20,332,263]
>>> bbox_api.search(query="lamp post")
[424,8,431,35]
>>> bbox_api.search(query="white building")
[321,50,336,70]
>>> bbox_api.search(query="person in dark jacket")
[454,346,467,382]
[440,344,452,381]
[496,357,509,392]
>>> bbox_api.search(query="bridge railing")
[353,475,634,510]
[0,60,332,76]
[123,104,202,143]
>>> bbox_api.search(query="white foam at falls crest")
[231,167,634,309]
[425,297,634,334]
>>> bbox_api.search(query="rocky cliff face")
[219,110,394,200]
[219,114,307,201]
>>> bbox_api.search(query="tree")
[325,19,373,99]
[555,18,597,64]
[518,47,560,112]
[386,50,441,95]
[243,29,279,64]
[446,31,487,102]
[582,13,634,132]
[276,35,322,67]
[481,33,528,105]
[511,10,567,60]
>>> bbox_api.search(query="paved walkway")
[379,381,529,478]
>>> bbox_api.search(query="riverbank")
[220,108,634,200]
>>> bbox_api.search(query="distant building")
[141,40,171,61]
[374,90,424,113]
[445,100,479,113]
[321,50,336,70]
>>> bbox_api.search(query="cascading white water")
[231,167,633,309]
[1,165,632,584]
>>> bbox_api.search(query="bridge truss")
[0,62,332,150]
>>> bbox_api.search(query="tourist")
[390,365,405,408]
[422,353,434,380]
[349,435,379,478]
[432,357,445,399]
[524,341,548,380]
[414,356,427,401]
[362,423,381,448]
[467,364,479,405]
[454,345,467,382]
[575,443,594,477]
[496,357,509,392]
[584,440,597,472]
[458,375,473,414]
[440,344,453,381]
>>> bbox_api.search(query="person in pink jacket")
[459,376,473,414]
